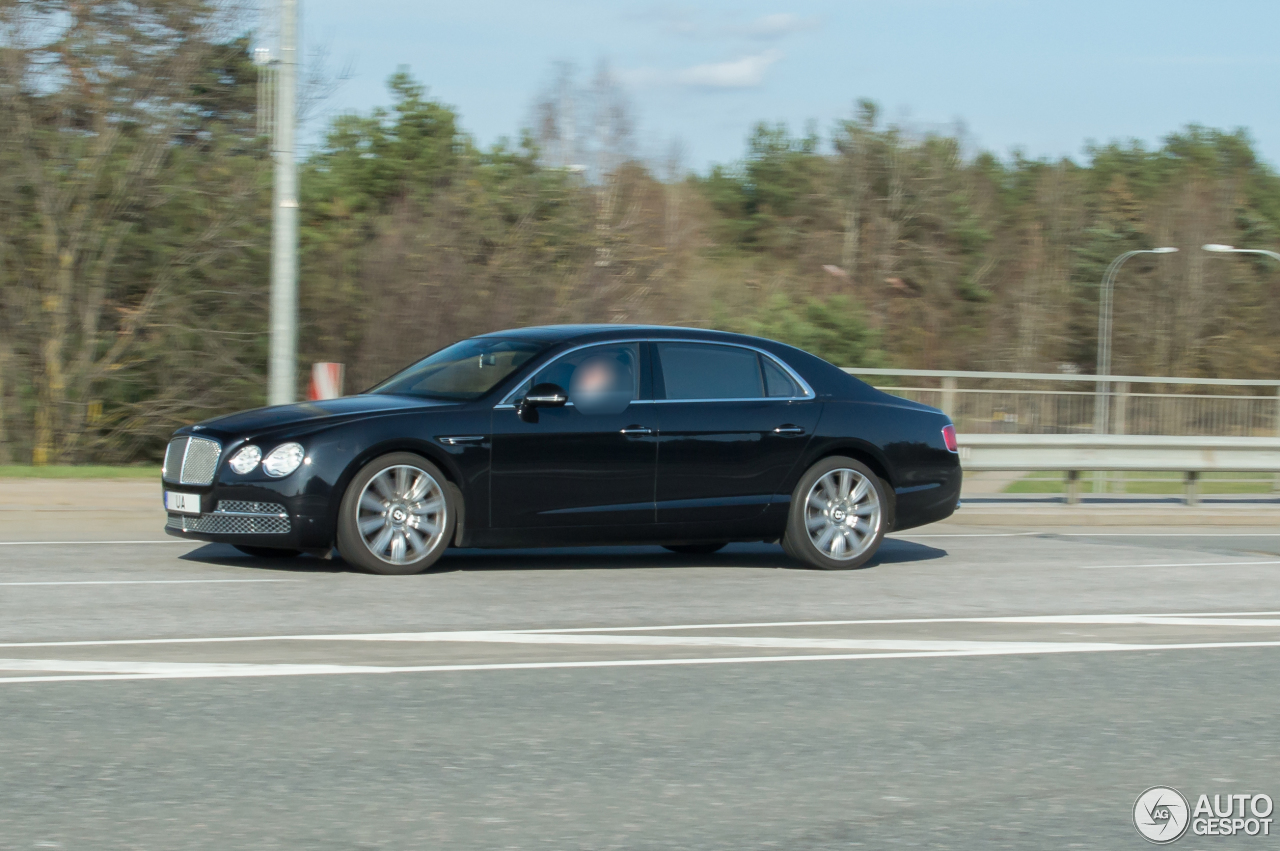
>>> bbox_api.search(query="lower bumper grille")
[167,501,290,535]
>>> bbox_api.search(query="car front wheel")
[336,452,456,575]
[782,456,887,570]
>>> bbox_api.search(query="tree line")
[2,2,1278,464]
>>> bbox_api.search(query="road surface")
[2,522,1279,849]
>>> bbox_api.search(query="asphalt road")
[3,525,1280,849]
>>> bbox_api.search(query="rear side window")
[656,343,764,400]
[762,356,801,397]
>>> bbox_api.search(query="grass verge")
[0,465,159,479]
[1004,470,1279,495]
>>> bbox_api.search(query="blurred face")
[571,358,622,397]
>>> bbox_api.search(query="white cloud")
[738,13,820,39]
[673,49,784,89]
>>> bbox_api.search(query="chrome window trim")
[494,337,815,408]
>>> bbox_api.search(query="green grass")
[1004,470,1279,495]
[0,465,159,479]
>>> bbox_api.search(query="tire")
[233,545,303,558]
[662,542,728,555]
[336,452,456,575]
[781,456,888,570]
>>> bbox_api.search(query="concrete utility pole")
[268,0,299,406]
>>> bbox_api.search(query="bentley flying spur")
[162,325,961,572]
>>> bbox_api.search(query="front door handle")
[774,425,805,435]
[620,426,653,435]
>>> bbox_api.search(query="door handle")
[774,425,805,435]
[620,426,653,435]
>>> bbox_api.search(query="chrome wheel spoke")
[404,527,427,555]
[388,531,407,562]
[411,496,444,516]
[406,474,431,502]
[837,470,852,499]
[372,473,396,502]
[359,492,387,514]
[359,515,386,535]
[369,525,394,555]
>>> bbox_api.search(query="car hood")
[191,394,458,437]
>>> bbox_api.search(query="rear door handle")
[620,426,653,435]
[774,425,805,435]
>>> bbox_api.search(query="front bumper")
[162,484,333,550]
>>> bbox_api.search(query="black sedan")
[161,325,961,573]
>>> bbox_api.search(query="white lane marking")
[0,579,296,586]
[0,540,187,546]
[3,611,1280,650]
[3,639,1280,685]
[899,532,1280,538]
[1080,560,1280,570]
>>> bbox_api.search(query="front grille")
[163,438,186,482]
[162,436,223,485]
[167,501,290,536]
[181,438,221,485]
[217,500,287,515]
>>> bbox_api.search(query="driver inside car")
[569,354,634,415]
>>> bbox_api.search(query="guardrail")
[956,434,1280,504]
[844,368,1280,438]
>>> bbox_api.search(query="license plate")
[165,491,201,514]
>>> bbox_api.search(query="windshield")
[368,338,549,401]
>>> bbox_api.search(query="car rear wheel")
[336,452,456,575]
[782,456,887,570]
[233,545,302,558]
[662,542,728,555]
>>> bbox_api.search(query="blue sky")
[291,0,1280,170]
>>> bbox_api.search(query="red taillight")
[942,424,958,452]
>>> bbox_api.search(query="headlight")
[228,445,262,475]
[262,442,305,478]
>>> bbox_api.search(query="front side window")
[656,343,766,400]
[369,338,549,401]
[511,343,640,414]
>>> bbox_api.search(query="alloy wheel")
[355,464,447,566]
[803,468,882,561]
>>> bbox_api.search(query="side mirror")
[517,382,567,422]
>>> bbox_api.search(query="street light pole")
[1202,243,1280,264]
[1203,243,1280,450]
[268,0,299,406]
[1094,247,1178,434]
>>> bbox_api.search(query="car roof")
[476,324,768,347]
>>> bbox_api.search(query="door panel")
[654,399,820,523]
[490,343,656,529]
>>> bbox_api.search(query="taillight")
[942,424,958,452]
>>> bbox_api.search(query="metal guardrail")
[956,434,1280,505]
[844,368,1280,438]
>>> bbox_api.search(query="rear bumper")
[892,467,962,531]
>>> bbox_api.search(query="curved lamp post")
[1203,243,1280,264]
[1095,247,1179,433]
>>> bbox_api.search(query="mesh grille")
[180,437,222,485]
[170,511,290,535]
[217,501,287,515]
[163,438,187,483]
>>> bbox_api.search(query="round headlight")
[262,442,305,478]
[228,445,262,475]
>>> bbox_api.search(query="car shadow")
[178,538,948,574]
